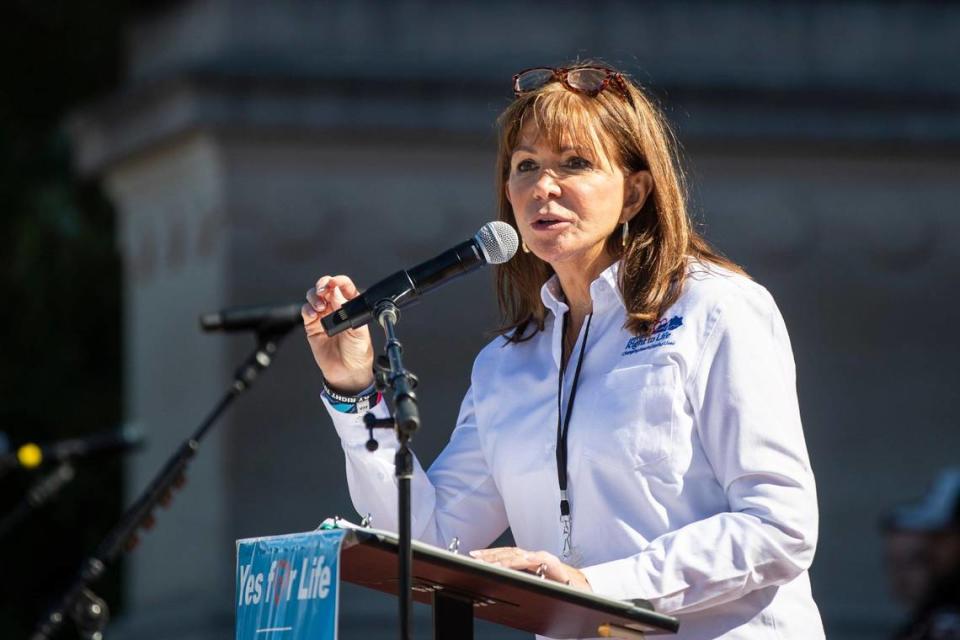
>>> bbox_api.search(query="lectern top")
[335,523,679,638]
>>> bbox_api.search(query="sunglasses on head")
[512,66,629,99]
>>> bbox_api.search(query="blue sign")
[236,529,346,640]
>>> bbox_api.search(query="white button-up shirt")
[324,261,824,639]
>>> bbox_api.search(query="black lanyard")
[556,311,593,524]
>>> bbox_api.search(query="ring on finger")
[535,563,547,579]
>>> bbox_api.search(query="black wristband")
[321,377,381,414]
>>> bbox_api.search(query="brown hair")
[495,62,745,340]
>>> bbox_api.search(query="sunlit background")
[1,2,958,639]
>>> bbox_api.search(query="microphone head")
[474,221,519,265]
[198,311,224,332]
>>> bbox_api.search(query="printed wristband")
[321,378,382,414]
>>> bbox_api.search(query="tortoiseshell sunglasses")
[512,66,629,98]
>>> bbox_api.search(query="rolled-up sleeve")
[581,290,819,615]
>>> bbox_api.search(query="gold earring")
[621,220,629,248]
[522,240,531,254]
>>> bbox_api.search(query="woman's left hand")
[468,547,592,591]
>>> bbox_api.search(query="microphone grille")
[474,221,519,265]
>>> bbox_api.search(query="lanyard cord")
[555,311,593,520]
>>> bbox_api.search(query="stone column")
[68,75,507,640]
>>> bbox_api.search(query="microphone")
[0,429,144,473]
[199,302,303,333]
[321,221,519,337]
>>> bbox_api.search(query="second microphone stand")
[362,300,420,640]
[30,325,294,640]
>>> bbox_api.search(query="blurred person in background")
[884,526,937,611]
[883,468,960,640]
[303,62,823,639]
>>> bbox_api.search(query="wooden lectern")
[337,526,679,639]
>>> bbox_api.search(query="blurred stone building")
[67,1,960,638]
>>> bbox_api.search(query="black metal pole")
[397,451,413,640]
[372,301,419,640]
[432,591,474,640]
[30,328,292,640]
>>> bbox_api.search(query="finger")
[306,288,328,312]
[509,551,549,570]
[318,274,359,297]
[520,550,556,570]
[331,275,360,300]
[315,275,332,293]
[469,546,523,557]
[500,558,541,571]
[468,547,514,561]
[478,549,558,575]
[325,285,349,312]
[302,303,326,336]
[470,547,535,568]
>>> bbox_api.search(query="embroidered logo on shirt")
[622,315,683,355]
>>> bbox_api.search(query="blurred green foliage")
[0,1,144,636]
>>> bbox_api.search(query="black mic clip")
[373,355,419,394]
[362,414,395,452]
[363,354,419,452]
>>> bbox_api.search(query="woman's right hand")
[302,275,375,394]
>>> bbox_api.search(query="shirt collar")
[539,260,625,317]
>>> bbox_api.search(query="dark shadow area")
[0,2,157,636]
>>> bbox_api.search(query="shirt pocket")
[582,364,678,469]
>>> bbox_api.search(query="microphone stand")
[362,300,420,640]
[30,325,295,640]
[0,461,76,540]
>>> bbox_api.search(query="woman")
[302,63,824,639]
